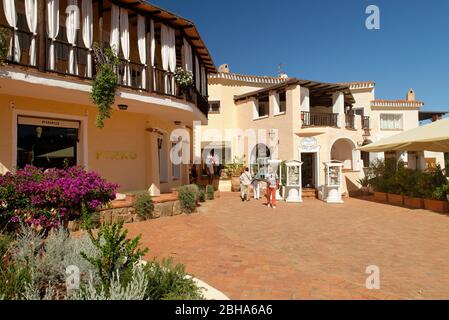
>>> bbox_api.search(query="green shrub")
[80,222,148,288]
[143,258,203,300]
[432,183,449,201]
[0,27,10,64]
[206,185,214,200]
[133,192,154,219]
[198,189,206,203]
[178,185,199,213]
[0,262,32,300]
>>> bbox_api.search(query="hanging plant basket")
[0,27,11,64]
[90,43,120,128]
[174,67,193,90]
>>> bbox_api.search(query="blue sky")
[151,0,449,111]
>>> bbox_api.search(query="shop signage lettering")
[96,151,138,160]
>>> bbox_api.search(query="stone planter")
[125,194,136,203]
[373,191,388,202]
[388,193,404,207]
[424,199,449,213]
[404,196,424,209]
[231,176,240,192]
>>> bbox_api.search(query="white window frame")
[254,96,269,120]
[380,113,403,130]
[12,109,88,172]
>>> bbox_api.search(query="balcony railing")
[118,59,146,90]
[362,116,370,130]
[301,111,338,127]
[345,114,355,129]
[46,38,93,79]
[1,25,38,68]
[152,67,177,97]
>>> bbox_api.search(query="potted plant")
[403,191,424,209]
[224,157,245,192]
[387,192,404,207]
[356,176,370,197]
[424,184,449,213]
[366,159,390,202]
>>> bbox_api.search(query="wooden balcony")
[345,114,355,129]
[301,111,339,127]
[0,0,216,117]
[362,116,370,130]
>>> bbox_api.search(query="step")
[302,188,318,199]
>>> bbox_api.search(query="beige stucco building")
[0,0,215,195]
[201,66,446,195]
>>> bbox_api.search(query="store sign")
[18,116,80,129]
[300,137,318,152]
[96,151,138,161]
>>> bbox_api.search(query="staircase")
[302,188,318,199]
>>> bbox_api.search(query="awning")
[359,117,449,152]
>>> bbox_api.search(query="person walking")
[206,150,216,185]
[239,167,253,202]
[251,167,261,200]
[265,165,279,208]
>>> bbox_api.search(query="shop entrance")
[301,153,316,188]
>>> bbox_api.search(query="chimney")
[218,64,230,74]
[406,88,415,101]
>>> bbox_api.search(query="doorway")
[301,153,316,188]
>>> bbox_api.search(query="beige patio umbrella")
[359,117,449,152]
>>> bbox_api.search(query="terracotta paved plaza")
[126,193,449,300]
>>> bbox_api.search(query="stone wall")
[100,200,183,225]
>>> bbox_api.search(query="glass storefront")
[17,116,79,169]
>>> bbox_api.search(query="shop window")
[17,116,79,169]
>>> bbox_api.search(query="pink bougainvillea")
[0,165,118,229]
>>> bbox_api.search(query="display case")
[322,161,344,203]
[285,160,303,203]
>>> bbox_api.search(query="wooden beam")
[120,1,141,9]
[146,17,152,92]
[37,0,46,72]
